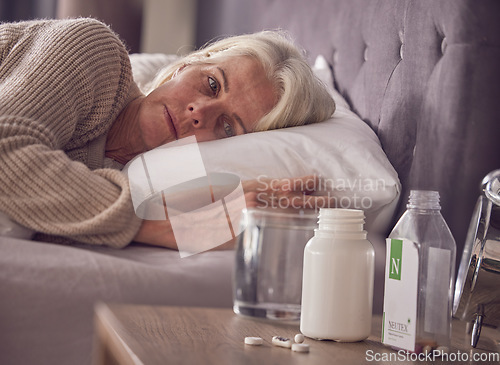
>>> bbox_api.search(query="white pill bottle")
[300,208,374,341]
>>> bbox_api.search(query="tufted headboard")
[197,0,500,261]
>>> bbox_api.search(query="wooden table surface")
[93,303,500,365]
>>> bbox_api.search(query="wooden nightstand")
[93,303,499,365]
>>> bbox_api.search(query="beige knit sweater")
[0,18,143,248]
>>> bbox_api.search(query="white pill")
[294,333,305,343]
[244,337,263,346]
[422,345,433,355]
[434,346,449,356]
[291,343,310,353]
[272,336,292,348]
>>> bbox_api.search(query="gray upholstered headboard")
[196,0,500,261]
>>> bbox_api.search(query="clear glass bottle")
[382,190,456,353]
[300,208,374,341]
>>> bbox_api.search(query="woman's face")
[136,55,277,150]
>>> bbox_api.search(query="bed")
[1,1,499,364]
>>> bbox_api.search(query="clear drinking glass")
[233,208,317,321]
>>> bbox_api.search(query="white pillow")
[129,53,180,93]
[128,54,401,234]
[199,108,400,234]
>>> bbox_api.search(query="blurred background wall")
[0,0,57,21]
[0,0,198,54]
[140,0,196,54]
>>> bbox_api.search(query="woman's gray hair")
[149,30,335,132]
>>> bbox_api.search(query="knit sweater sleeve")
[0,18,143,248]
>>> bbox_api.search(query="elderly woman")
[0,18,335,249]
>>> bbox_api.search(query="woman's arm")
[132,175,334,250]
[0,19,141,247]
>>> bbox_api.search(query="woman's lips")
[164,106,178,140]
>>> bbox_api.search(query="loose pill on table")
[291,343,310,353]
[435,346,449,355]
[294,333,305,343]
[244,337,263,346]
[272,336,292,348]
[422,345,433,355]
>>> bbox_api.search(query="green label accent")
[381,312,385,342]
[389,239,403,280]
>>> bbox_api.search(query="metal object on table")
[453,169,500,348]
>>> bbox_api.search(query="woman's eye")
[208,77,219,95]
[223,121,235,137]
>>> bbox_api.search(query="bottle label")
[424,247,451,334]
[382,238,418,352]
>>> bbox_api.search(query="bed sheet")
[0,236,234,365]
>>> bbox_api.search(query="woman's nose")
[188,100,219,129]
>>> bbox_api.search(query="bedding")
[129,53,401,236]
[0,236,233,365]
[1,52,400,241]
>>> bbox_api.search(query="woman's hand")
[243,175,334,211]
